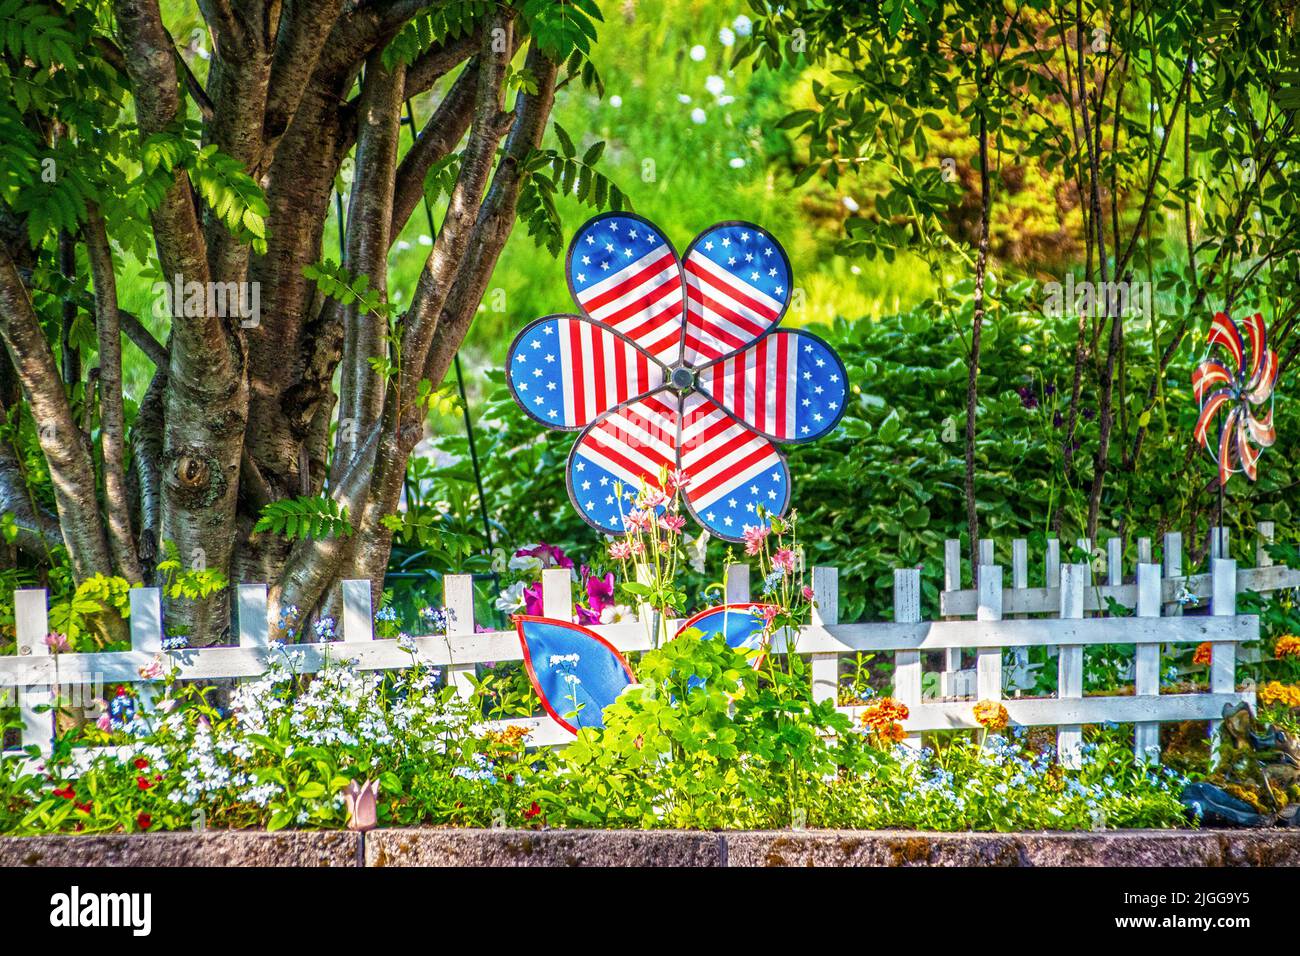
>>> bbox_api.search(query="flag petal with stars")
[506,315,664,429]
[566,212,684,365]
[681,221,791,366]
[678,392,789,539]
[567,390,681,534]
[697,329,848,443]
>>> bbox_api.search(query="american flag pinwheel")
[505,212,849,542]
[1192,311,1278,485]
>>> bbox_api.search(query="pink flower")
[522,582,545,616]
[743,525,770,556]
[95,714,111,732]
[514,543,574,570]
[637,488,670,510]
[575,605,601,626]
[138,657,165,680]
[760,605,780,627]
[608,540,633,561]
[584,570,616,614]
[772,548,797,574]
[44,632,70,653]
[802,586,815,602]
[623,509,655,532]
[665,469,691,493]
[658,513,686,534]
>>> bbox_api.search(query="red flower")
[524,801,541,819]
[136,776,152,791]
[134,757,149,771]
[75,801,93,814]
[137,812,152,830]
[52,785,75,800]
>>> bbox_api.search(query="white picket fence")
[1,521,1295,768]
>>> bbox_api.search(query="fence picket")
[1058,563,1086,768]
[976,565,1003,702]
[1209,558,1238,761]
[341,580,373,641]
[1106,538,1123,588]
[725,563,749,604]
[810,567,838,705]
[444,574,477,699]
[942,539,963,697]
[893,568,923,748]
[1133,563,1162,762]
[1162,532,1183,617]
[130,587,163,712]
[1257,521,1275,568]
[237,585,269,649]
[15,589,52,754]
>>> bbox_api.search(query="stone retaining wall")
[2,828,1297,867]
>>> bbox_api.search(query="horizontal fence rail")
[3,521,1290,761]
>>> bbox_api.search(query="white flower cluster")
[95,656,472,815]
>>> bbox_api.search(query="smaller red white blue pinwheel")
[505,213,849,543]
[1192,311,1278,485]
[515,616,636,734]
[516,603,776,734]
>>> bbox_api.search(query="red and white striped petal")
[1191,359,1233,404]
[678,393,789,541]
[696,330,848,443]
[1193,388,1233,447]
[1207,311,1245,371]
[506,315,664,430]
[1245,348,1277,405]
[1242,312,1268,383]
[567,213,684,364]
[1236,414,1261,482]
[681,222,792,366]
[567,390,680,534]
[1217,406,1239,487]
[1247,406,1276,448]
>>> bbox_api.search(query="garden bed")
[3,828,1298,868]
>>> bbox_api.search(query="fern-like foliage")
[134,126,270,254]
[521,0,602,61]
[254,496,354,540]
[383,0,490,69]
[303,259,394,320]
[518,123,626,256]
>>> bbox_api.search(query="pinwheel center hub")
[670,366,696,392]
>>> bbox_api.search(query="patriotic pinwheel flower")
[506,213,849,542]
[1192,311,1278,485]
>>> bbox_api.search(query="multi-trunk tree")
[0,0,609,643]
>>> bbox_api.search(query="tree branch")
[0,246,112,581]
[331,49,406,481]
[86,205,143,582]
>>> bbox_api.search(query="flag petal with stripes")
[567,212,684,365]
[697,329,848,442]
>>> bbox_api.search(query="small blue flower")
[313,615,337,643]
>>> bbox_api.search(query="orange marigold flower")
[861,697,909,732]
[1258,681,1300,710]
[877,722,907,745]
[1274,635,1300,660]
[1192,642,1213,666]
[972,699,1009,731]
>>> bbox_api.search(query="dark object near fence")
[1180,703,1300,827]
